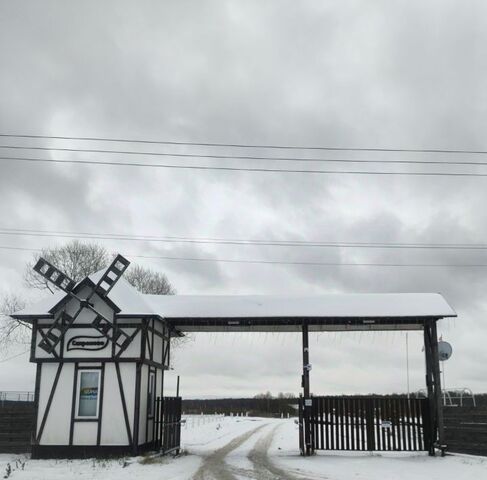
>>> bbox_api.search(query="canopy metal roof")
[12,270,456,332]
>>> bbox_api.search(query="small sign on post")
[304,398,313,407]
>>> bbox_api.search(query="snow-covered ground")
[1,416,486,479]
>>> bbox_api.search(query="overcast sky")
[1,0,486,398]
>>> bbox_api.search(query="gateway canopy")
[13,271,456,332]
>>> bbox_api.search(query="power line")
[1,133,487,155]
[0,349,30,363]
[2,155,487,177]
[0,245,41,253]
[0,244,487,268]
[2,227,487,250]
[133,254,487,268]
[2,144,487,167]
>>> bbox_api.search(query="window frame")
[148,371,156,418]
[75,369,102,420]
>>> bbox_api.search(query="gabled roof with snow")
[12,269,456,331]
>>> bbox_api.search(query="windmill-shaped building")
[12,255,175,458]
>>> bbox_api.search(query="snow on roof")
[13,290,66,317]
[12,269,156,318]
[87,269,155,314]
[143,293,456,319]
[13,270,456,321]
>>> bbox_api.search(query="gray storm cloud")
[0,0,486,396]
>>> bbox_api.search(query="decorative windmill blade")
[88,255,132,349]
[33,258,77,353]
[34,254,132,354]
[38,311,75,353]
[91,314,132,350]
[94,254,130,297]
[33,258,76,293]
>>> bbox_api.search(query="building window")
[148,372,155,417]
[76,370,101,418]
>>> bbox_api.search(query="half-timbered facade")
[13,269,173,459]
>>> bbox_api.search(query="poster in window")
[78,371,99,417]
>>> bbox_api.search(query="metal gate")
[154,396,182,454]
[299,396,431,454]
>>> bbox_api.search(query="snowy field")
[1,416,486,479]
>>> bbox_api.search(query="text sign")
[67,335,109,351]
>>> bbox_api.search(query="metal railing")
[415,388,476,407]
[0,391,35,403]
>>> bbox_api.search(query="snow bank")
[1,418,485,480]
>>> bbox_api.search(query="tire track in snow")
[191,424,267,480]
[247,425,307,480]
[245,424,328,480]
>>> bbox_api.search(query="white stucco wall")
[38,363,74,445]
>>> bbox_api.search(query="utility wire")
[1,227,487,250]
[1,144,487,167]
[133,254,487,268]
[1,244,487,268]
[1,133,487,155]
[0,349,30,363]
[2,155,487,177]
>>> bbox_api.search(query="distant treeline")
[182,396,298,417]
[182,392,487,416]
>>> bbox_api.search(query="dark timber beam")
[302,322,312,456]
[424,319,444,456]
[430,320,445,453]
[424,323,434,455]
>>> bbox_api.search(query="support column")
[430,320,445,452]
[424,319,444,455]
[302,323,310,398]
[301,322,312,456]
[423,322,435,455]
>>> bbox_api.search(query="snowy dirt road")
[192,422,306,480]
[1,417,486,480]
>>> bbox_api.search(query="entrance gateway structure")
[11,254,456,458]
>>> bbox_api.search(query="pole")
[302,322,312,455]
[406,333,410,399]
[302,323,310,399]
[442,362,446,406]
[430,321,445,453]
[176,375,180,397]
[423,322,436,456]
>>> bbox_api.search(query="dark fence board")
[154,396,182,455]
[444,406,487,456]
[304,396,430,453]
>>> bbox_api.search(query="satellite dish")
[438,341,453,361]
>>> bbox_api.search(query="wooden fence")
[300,396,431,454]
[444,406,487,456]
[154,396,182,455]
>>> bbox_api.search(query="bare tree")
[24,241,110,293]
[125,264,175,295]
[0,293,29,352]
[1,241,178,350]
[254,391,273,399]
[24,240,175,295]
[277,392,296,399]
